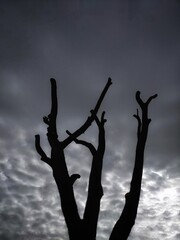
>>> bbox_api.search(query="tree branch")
[62,78,112,148]
[49,78,58,122]
[35,135,51,166]
[70,174,81,185]
[93,110,107,129]
[135,91,144,109]
[133,109,141,138]
[146,94,158,105]
[109,91,157,240]
[45,78,59,145]
[66,130,96,155]
[83,112,106,239]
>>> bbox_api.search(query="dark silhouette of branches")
[35,78,112,240]
[109,91,157,240]
[67,111,106,239]
[35,78,157,240]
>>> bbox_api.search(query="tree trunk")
[109,91,157,240]
[35,78,112,240]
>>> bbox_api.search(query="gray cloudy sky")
[0,0,180,239]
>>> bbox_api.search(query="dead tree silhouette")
[35,79,157,240]
[110,91,157,240]
[35,78,112,240]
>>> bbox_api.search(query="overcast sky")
[0,1,180,239]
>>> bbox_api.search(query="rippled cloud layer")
[0,1,179,239]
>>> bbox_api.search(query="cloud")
[0,1,179,239]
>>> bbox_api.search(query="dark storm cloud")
[0,1,180,239]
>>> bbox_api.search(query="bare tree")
[109,91,157,240]
[35,79,157,240]
[35,78,112,240]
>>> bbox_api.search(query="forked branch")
[109,91,157,240]
[35,78,111,240]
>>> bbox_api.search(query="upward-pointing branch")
[67,111,106,240]
[43,78,59,147]
[35,135,51,166]
[83,112,106,239]
[109,91,157,240]
[49,78,58,123]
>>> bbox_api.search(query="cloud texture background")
[0,1,179,239]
